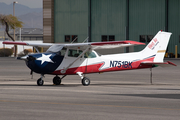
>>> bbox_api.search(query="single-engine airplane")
[3,31,176,86]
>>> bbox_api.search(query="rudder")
[141,31,172,62]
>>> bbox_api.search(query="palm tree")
[0,14,23,56]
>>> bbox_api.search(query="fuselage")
[26,49,154,75]
[2,31,173,86]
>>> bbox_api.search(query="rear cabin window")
[68,49,83,57]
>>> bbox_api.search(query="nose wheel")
[37,75,44,86]
[37,78,44,86]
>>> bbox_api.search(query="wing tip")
[3,41,27,45]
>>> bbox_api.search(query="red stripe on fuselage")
[52,56,155,75]
[52,62,104,75]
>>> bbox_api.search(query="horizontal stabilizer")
[140,61,177,67]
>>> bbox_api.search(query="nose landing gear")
[37,75,44,86]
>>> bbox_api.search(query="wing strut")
[34,46,40,53]
[61,46,90,74]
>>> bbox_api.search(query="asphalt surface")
[0,57,180,120]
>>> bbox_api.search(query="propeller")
[30,70,33,79]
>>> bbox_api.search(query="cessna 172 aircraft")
[3,31,176,86]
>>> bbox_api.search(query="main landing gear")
[53,76,61,85]
[53,75,67,85]
[77,72,90,86]
[81,77,90,86]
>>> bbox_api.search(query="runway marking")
[0,99,180,111]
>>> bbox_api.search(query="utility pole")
[13,1,18,57]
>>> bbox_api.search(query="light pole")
[13,1,18,41]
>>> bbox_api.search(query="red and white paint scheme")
[3,31,176,86]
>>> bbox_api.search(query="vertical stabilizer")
[141,31,172,62]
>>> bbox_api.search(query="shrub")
[0,48,13,57]
[24,49,33,54]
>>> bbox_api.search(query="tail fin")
[141,31,172,62]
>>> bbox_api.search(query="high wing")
[2,41,53,47]
[3,40,145,51]
[90,40,145,50]
[59,40,145,50]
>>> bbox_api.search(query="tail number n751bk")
[110,61,132,68]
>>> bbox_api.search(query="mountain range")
[0,2,42,29]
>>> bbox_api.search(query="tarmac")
[0,57,180,120]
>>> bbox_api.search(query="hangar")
[43,0,180,55]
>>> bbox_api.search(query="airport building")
[43,0,180,54]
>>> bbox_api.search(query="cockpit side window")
[84,51,97,58]
[68,49,83,57]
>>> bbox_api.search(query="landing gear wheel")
[37,78,44,86]
[53,76,61,85]
[82,77,90,86]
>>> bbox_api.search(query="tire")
[53,76,61,85]
[82,77,90,86]
[37,78,44,86]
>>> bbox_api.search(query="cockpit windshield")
[46,45,67,56]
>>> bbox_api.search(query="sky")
[0,0,42,8]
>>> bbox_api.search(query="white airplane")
[3,31,176,86]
